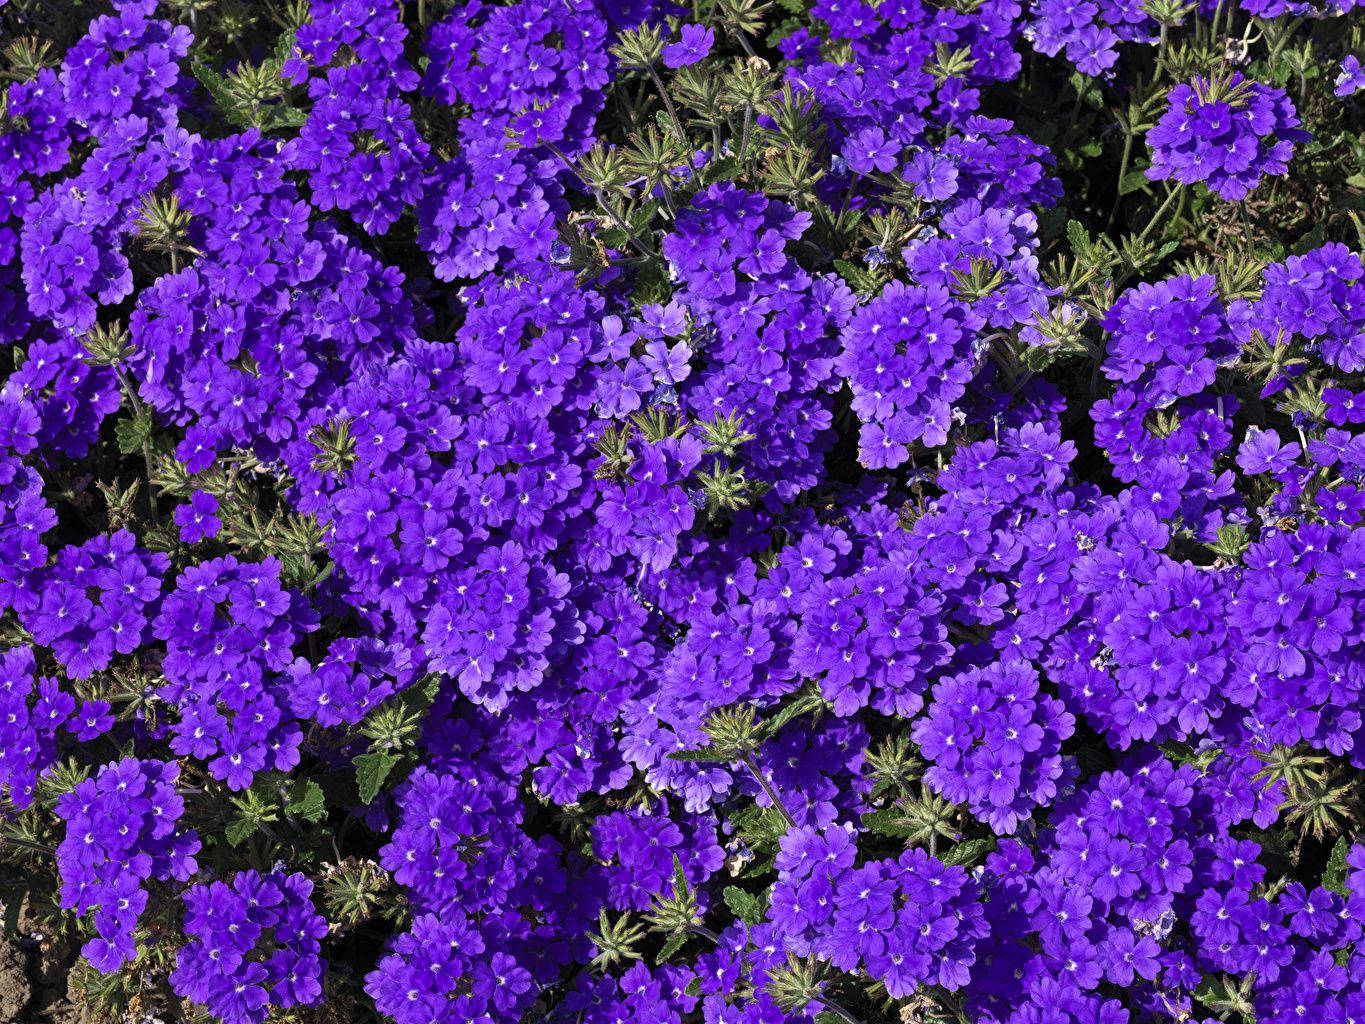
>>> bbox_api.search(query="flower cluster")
[152,556,317,789]
[169,869,327,1024]
[836,282,981,466]
[21,530,167,680]
[1147,73,1309,200]
[54,758,199,972]
[2,2,1364,1024]
[913,660,1074,833]
[771,826,989,997]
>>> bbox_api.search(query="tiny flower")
[1335,55,1365,97]
[175,490,222,543]
[843,127,901,175]
[662,24,714,68]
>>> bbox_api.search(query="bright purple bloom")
[663,24,714,68]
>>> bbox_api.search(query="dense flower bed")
[0,1,1364,1023]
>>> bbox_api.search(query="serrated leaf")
[732,805,789,847]
[655,931,688,964]
[259,105,308,132]
[627,199,661,234]
[765,15,806,46]
[667,745,730,763]
[225,816,257,847]
[286,779,326,823]
[722,885,767,925]
[271,27,299,68]
[1065,219,1090,257]
[757,688,825,741]
[115,414,150,455]
[1323,835,1351,895]
[1152,240,1179,263]
[701,156,742,185]
[671,854,688,897]
[192,61,249,127]
[355,750,402,804]
[941,838,993,867]
[1120,169,1152,195]
[862,806,917,838]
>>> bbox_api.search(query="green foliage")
[1323,835,1352,895]
[722,884,769,924]
[354,750,403,805]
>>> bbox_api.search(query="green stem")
[1134,184,1182,246]
[114,367,159,520]
[1107,123,1135,230]
[731,26,757,58]
[645,64,686,137]
[1209,0,1228,40]
[741,753,797,829]
[657,179,678,219]
[544,142,658,259]
[1266,16,1304,64]
[0,834,53,856]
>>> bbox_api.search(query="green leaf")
[667,745,731,763]
[941,838,994,867]
[192,61,248,127]
[115,413,151,455]
[732,805,789,847]
[1065,219,1090,256]
[225,816,257,847]
[722,885,767,925]
[286,779,327,823]
[671,854,689,898]
[355,750,403,804]
[765,15,806,47]
[1152,240,1180,263]
[259,105,308,132]
[655,931,688,965]
[862,806,917,838]
[1120,168,1152,195]
[1323,835,1351,895]
[271,27,299,68]
[756,688,825,741]
[700,155,742,186]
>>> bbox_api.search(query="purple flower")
[662,24,714,68]
[175,489,222,542]
[1147,74,1309,200]
[643,339,693,384]
[843,127,901,175]
[1335,56,1365,98]
[55,758,199,973]
[170,870,327,1024]
[1237,428,1298,477]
